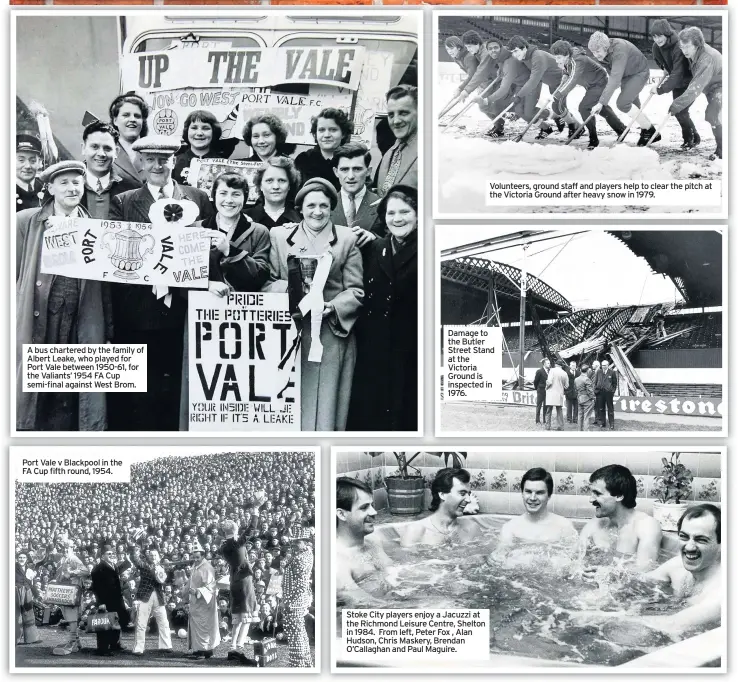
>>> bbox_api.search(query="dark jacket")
[294,146,341,191]
[80,173,138,220]
[564,368,580,400]
[245,202,302,230]
[598,38,650,106]
[517,47,562,99]
[653,30,692,94]
[486,54,530,105]
[453,49,480,90]
[129,550,165,603]
[672,42,722,113]
[108,182,214,332]
[172,138,240,185]
[331,189,382,236]
[198,213,271,292]
[533,367,548,395]
[347,231,417,432]
[557,54,609,100]
[90,560,130,628]
[15,178,44,213]
[594,368,617,393]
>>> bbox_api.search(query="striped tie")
[381,142,406,196]
[346,194,356,227]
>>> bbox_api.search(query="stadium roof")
[607,231,722,307]
[441,256,572,323]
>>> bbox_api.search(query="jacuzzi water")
[338,515,717,666]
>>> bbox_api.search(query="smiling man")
[376,85,418,196]
[335,477,392,606]
[400,468,481,547]
[79,121,138,219]
[579,464,663,571]
[16,133,44,212]
[494,468,577,556]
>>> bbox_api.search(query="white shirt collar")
[340,186,366,214]
[148,180,175,199]
[17,180,31,192]
[86,171,111,191]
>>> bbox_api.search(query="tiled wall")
[336,451,721,519]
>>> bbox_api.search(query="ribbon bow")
[163,203,183,223]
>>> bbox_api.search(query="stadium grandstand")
[438,15,723,65]
[440,231,723,403]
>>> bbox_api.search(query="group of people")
[533,357,618,431]
[16,84,419,433]
[15,452,315,666]
[336,465,721,636]
[445,20,722,158]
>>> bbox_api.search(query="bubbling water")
[342,527,699,666]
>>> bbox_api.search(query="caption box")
[485,179,721,207]
[22,344,147,393]
[18,454,129,483]
[443,326,502,401]
[341,609,489,661]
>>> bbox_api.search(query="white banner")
[188,291,301,431]
[39,217,211,288]
[122,46,365,93]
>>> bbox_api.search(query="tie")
[346,194,356,227]
[381,142,405,196]
[96,178,104,195]
[158,187,167,200]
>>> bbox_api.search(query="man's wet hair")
[678,503,721,544]
[430,468,470,512]
[336,477,372,514]
[590,464,637,509]
[521,467,554,496]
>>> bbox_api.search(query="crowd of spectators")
[15,452,315,651]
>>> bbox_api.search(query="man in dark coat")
[444,35,479,96]
[330,144,382,239]
[533,357,550,425]
[594,358,618,430]
[107,134,214,431]
[650,19,699,149]
[90,546,129,655]
[564,360,580,424]
[15,133,44,212]
[347,185,417,432]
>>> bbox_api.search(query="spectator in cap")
[90,545,129,656]
[16,160,111,431]
[348,184,418,432]
[108,91,149,188]
[16,133,44,212]
[79,121,138,220]
[265,177,364,431]
[107,134,214,432]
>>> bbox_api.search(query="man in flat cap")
[16,133,44,212]
[107,135,214,432]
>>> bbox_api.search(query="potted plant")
[368,452,466,516]
[651,453,693,531]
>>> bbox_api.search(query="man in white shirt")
[331,143,382,246]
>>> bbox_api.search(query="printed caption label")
[485,180,721,207]
[18,455,129,483]
[443,326,502,401]
[341,609,489,661]
[22,344,147,393]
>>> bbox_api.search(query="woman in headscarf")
[108,91,149,187]
[347,185,418,432]
[16,161,110,431]
[265,178,363,431]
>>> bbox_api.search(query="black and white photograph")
[13,10,421,435]
[433,10,726,217]
[437,228,725,436]
[332,447,725,671]
[12,446,319,670]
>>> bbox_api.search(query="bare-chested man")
[400,469,481,547]
[573,504,721,635]
[579,464,663,571]
[335,477,392,605]
[495,468,577,554]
